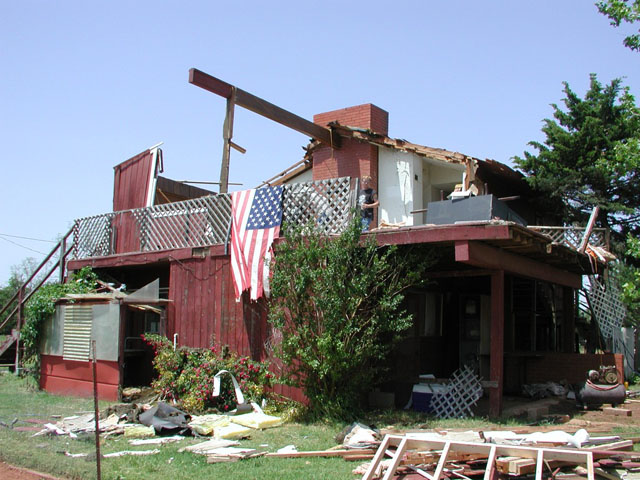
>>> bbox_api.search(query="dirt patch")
[0,462,63,480]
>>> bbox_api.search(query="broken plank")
[602,407,632,416]
[586,440,633,452]
[266,448,376,458]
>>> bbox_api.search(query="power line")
[0,235,48,255]
[0,233,57,243]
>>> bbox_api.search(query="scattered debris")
[138,402,191,436]
[128,435,184,446]
[522,381,568,399]
[179,438,239,455]
[103,449,160,458]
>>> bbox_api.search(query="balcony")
[71,176,609,261]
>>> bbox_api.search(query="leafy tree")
[597,0,640,52]
[618,234,640,324]
[267,217,436,420]
[0,276,21,334]
[514,74,640,256]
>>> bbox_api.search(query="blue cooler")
[412,383,447,412]
[412,384,434,412]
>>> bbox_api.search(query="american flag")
[230,186,283,300]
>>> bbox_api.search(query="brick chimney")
[311,104,388,184]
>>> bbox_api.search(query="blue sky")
[1,1,638,283]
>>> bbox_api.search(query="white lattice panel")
[429,365,483,418]
[584,273,626,340]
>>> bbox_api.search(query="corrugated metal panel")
[63,305,93,362]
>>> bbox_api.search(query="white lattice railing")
[528,226,609,250]
[72,177,357,259]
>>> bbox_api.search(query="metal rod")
[92,340,102,480]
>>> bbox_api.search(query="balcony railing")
[72,177,610,261]
[72,177,357,259]
[528,226,609,250]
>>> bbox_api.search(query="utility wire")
[0,233,57,243]
[0,235,48,255]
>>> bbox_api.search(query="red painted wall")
[113,149,155,211]
[40,354,120,401]
[168,253,269,359]
[167,250,305,402]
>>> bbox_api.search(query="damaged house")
[0,70,623,417]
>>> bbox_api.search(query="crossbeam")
[189,68,337,148]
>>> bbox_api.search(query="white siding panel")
[63,305,93,362]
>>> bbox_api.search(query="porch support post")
[490,270,504,418]
[563,286,576,353]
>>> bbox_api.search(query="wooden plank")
[602,407,632,417]
[483,445,497,480]
[586,440,633,451]
[362,435,392,480]
[189,68,335,147]
[430,441,451,480]
[266,449,376,458]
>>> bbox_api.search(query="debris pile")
[355,429,640,480]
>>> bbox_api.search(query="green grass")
[0,372,533,480]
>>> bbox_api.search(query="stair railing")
[0,227,74,372]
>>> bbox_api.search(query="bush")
[143,334,273,413]
[268,216,436,420]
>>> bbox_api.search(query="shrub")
[143,334,273,413]
[268,216,436,420]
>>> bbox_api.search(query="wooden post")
[219,87,236,194]
[490,270,504,418]
[563,286,576,353]
[58,237,66,284]
[92,340,102,480]
[14,287,24,374]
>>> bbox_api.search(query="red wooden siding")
[113,211,140,254]
[113,149,155,211]
[169,254,268,357]
[167,252,305,402]
[40,354,120,401]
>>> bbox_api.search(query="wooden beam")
[189,68,336,147]
[219,89,235,194]
[454,240,582,289]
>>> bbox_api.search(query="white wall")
[378,148,423,226]
[379,148,465,226]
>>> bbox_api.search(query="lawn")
[0,372,517,480]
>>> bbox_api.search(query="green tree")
[597,0,640,52]
[514,74,640,255]
[267,218,436,420]
[618,234,640,324]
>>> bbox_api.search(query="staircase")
[0,227,73,372]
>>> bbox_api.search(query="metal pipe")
[173,333,178,351]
